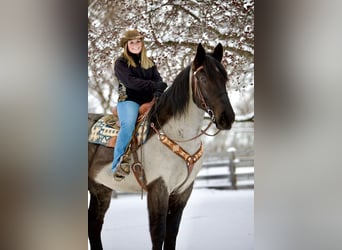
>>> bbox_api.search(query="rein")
[151,65,221,143]
[131,65,223,194]
[148,66,221,192]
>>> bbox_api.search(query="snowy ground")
[89,189,253,250]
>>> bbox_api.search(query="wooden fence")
[194,148,254,189]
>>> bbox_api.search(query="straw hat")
[120,30,144,47]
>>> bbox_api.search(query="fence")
[194,147,254,189]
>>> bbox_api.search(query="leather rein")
[145,65,221,192]
[152,65,220,143]
[131,65,222,195]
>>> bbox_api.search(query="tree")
[88,0,254,119]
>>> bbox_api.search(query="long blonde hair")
[122,42,154,69]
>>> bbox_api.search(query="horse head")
[191,43,235,130]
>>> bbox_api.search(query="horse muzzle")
[215,109,235,130]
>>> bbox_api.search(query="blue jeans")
[112,101,139,171]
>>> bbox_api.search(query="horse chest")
[142,136,204,193]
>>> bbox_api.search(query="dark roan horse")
[88,43,235,250]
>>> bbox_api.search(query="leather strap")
[158,133,203,175]
[131,137,148,197]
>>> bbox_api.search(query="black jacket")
[114,55,163,105]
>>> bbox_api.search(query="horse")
[88,43,235,250]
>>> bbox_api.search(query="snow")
[89,189,253,250]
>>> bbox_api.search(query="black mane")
[149,66,191,128]
[149,53,227,132]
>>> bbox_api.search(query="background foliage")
[88,0,254,119]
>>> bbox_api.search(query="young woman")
[112,29,167,181]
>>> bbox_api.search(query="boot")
[113,154,131,181]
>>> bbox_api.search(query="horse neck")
[163,100,204,140]
[159,68,205,140]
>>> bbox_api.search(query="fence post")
[227,147,237,189]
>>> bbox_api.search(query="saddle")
[112,99,155,124]
[88,99,155,148]
[88,100,154,193]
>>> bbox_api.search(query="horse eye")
[199,75,207,83]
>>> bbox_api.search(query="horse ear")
[193,43,206,69]
[212,43,223,62]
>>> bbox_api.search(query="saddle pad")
[88,115,120,148]
[88,115,150,148]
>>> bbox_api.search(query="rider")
[112,29,167,181]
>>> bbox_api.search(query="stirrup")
[113,158,130,181]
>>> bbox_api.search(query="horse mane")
[149,65,191,128]
[149,53,227,131]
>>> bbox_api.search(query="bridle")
[150,65,220,143]
[192,65,216,123]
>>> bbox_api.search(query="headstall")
[192,65,216,123]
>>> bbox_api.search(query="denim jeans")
[112,100,139,171]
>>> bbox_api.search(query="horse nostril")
[219,115,227,126]
[217,111,234,129]
[217,114,227,129]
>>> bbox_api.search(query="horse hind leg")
[164,183,194,250]
[88,180,112,250]
[147,177,169,250]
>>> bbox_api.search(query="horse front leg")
[164,183,194,250]
[88,180,112,250]
[147,177,169,250]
